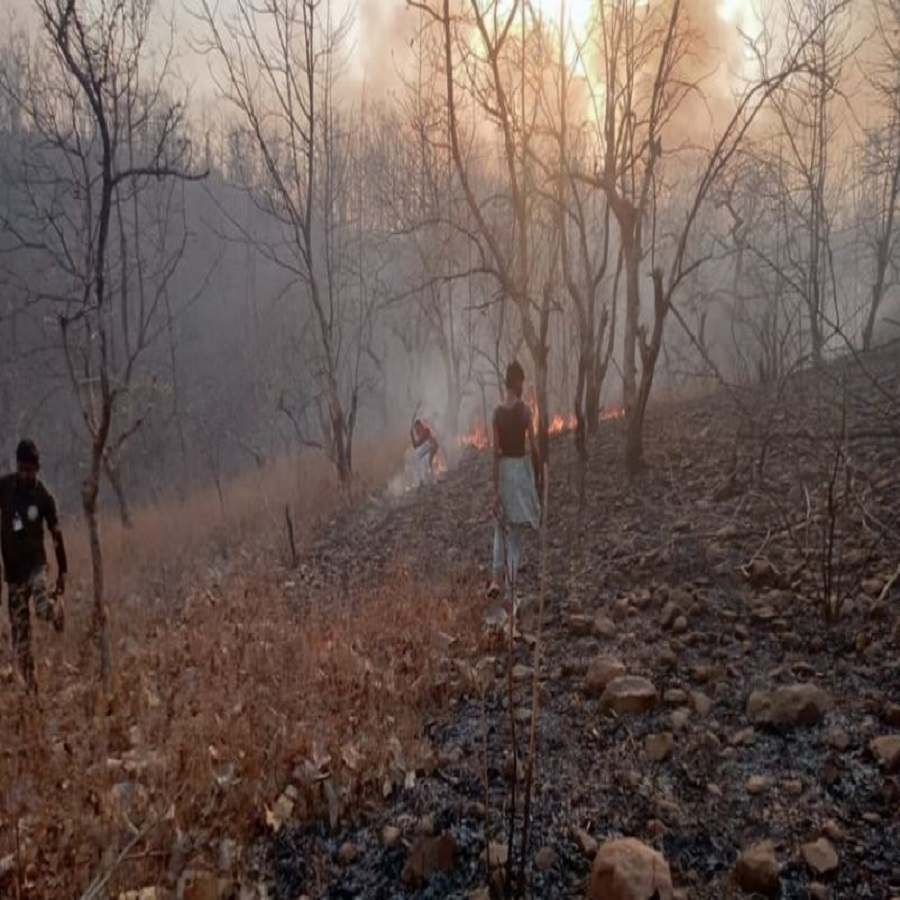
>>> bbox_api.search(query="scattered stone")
[585,656,627,696]
[569,614,594,636]
[670,708,691,732]
[809,882,829,900]
[645,732,674,762]
[660,602,680,629]
[535,846,557,871]
[658,646,678,669]
[588,837,673,900]
[594,614,617,639]
[825,727,850,751]
[663,689,688,705]
[572,826,598,858]
[746,683,832,727]
[783,778,804,797]
[337,842,360,865]
[884,703,900,727]
[870,735,900,772]
[672,616,689,635]
[402,834,457,888]
[417,814,436,835]
[862,577,885,597]
[801,838,839,877]
[600,676,658,715]
[382,825,402,848]
[734,841,780,896]
[691,691,713,717]
[482,841,508,868]
[746,775,771,796]
[822,820,846,843]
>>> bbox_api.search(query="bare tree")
[0,0,202,683]
[196,0,370,483]
[858,0,900,349]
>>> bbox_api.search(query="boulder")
[746,683,831,727]
[585,657,627,696]
[600,676,658,715]
[734,841,780,896]
[588,838,673,900]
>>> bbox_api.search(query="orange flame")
[459,419,490,451]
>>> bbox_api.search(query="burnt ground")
[259,347,900,899]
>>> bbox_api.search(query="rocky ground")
[254,348,900,899]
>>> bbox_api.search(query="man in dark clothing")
[1,439,68,690]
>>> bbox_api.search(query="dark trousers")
[6,568,51,689]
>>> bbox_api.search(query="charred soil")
[261,348,900,899]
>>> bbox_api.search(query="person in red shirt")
[1,439,68,691]
[410,418,439,484]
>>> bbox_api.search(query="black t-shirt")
[494,401,530,458]
[0,474,59,584]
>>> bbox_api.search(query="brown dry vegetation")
[0,439,483,898]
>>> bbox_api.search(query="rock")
[660,602,680,629]
[337,842,360,865]
[535,846,557,871]
[588,837,673,900]
[658,646,678,669]
[801,838,839,876]
[119,890,166,900]
[870,735,900,772]
[572,826,598,858]
[746,775,771,796]
[783,778,804,797]
[402,834,457,888]
[862,577,884,597]
[809,882,829,900]
[746,683,832,727]
[670,708,691,732]
[663,689,688,705]
[691,691,713,717]
[594,614,617,639]
[822,820,846,843]
[569,614,594,635]
[672,616,688,635]
[883,703,900,727]
[825,727,850,751]
[382,825,402,848]
[177,870,220,900]
[585,657,627,696]
[645,732,674,762]
[734,841,780,896]
[600,676,658,715]
[482,841,508,868]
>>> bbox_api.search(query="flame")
[458,403,625,452]
[459,419,491,451]
[600,404,626,421]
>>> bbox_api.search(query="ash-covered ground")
[258,348,900,899]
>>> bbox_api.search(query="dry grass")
[0,441,482,898]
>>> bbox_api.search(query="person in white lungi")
[487,361,540,605]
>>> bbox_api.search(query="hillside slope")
[258,348,900,898]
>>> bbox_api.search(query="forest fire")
[459,404,625,451]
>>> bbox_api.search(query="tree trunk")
[621,236,639,413]
[83,440,112,686]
